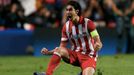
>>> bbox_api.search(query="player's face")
[66,5,78,20]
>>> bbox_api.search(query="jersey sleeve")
[61,24,68,41]
[87,20,96,32]
[87,20,99,37]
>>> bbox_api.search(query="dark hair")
[67,1,81,16]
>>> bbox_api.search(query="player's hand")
[41,48,50,55]
[94,42,102,51]
[41,47,59,55]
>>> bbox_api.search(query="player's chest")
[68,25,89,39]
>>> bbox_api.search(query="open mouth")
[68,15,72,18]
[67,15,72,19]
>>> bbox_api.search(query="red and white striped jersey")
[61,16,97,57]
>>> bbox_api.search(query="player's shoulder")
[84,17,92,22]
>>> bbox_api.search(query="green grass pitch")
[0,54,134,75]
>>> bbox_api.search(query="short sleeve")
[61,24,68,41]
[87,20,96,32]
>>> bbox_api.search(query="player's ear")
[76,10,79,14]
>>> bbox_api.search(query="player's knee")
[83,67,95,75]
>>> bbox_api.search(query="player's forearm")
[47,50,55,55]
[43,41,67,55]
[93,36,103,51]
[94,41,103,51]
[48,47,60,55]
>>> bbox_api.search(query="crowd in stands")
[0,0,25,30]
[0,0,133,30]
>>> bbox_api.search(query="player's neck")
[72,16,80,25]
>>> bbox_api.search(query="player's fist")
[94,42,102,51]
[41,48,49,55]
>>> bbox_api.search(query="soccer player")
[35,1,102,75]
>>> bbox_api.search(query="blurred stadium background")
[0,0,134,75]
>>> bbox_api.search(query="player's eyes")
[66,8,73,11]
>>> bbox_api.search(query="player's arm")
[59,23,69,48]
[41,48,55,55]
[88,20,103,51]
[90,29,103,51]
[41,41,68,55]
